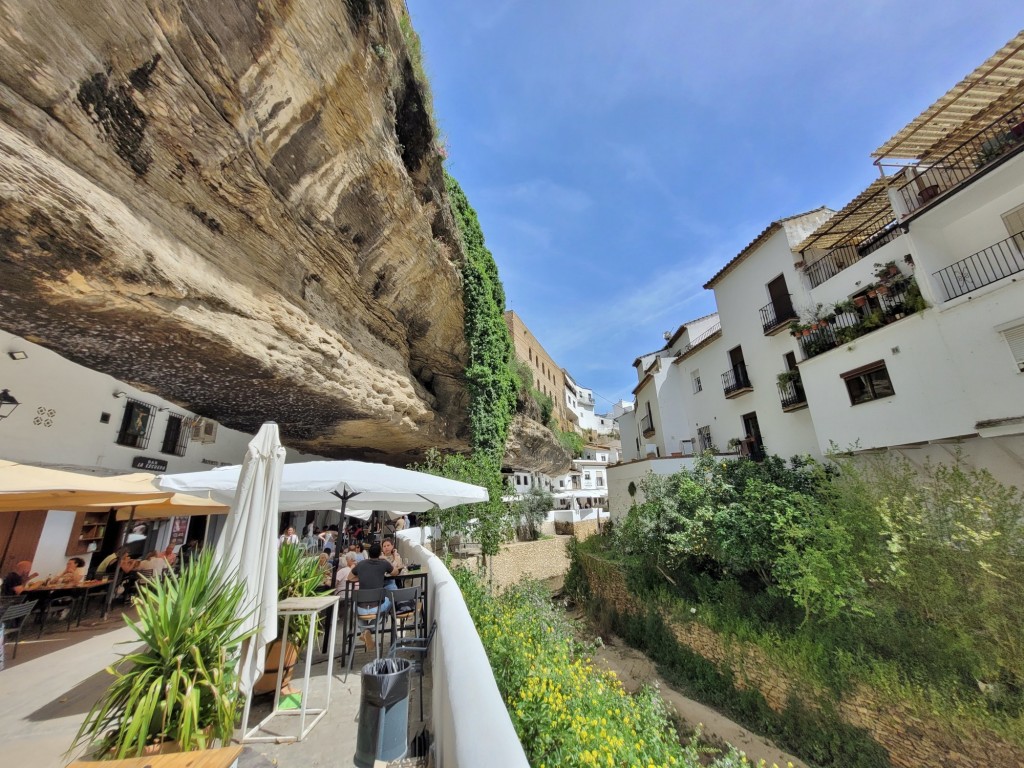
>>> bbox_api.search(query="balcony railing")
[721,363,752,397]
[804,223,903,289]
[797,278,920,360]
[759,300,798,334]
[897,101,1024,215]
[932,232,1024,301]
[640,414,655,437]
[778,379,808,411]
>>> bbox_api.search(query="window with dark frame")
[841,360,895,405]
[161,414,190,457]
[116,398,155,449]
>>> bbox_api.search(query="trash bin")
[354,656,411,767]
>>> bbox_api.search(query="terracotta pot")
[854,296,867,307]
[253,640,300,695]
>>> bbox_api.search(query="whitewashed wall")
[396,534,529,768]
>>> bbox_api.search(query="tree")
[516,486,554,541]
[411,448,512,556]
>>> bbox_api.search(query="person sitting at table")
[162,545,177,567]
[96,548,126,575]
[348,541,366,562]
[335,552,359,593]
[279,526,299,549]
[2,560,38,596]
[380,537,404,591]
[138,550,169,578]
[48,557,86,587]
[348,544,395,652]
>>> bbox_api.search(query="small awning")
[873,31,1024,162]
[0,461,172,513]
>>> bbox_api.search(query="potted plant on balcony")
[833,298,856,316]
[776,369,801,387]
[726,437,742,453]
[71,552,253,759]
[874,261,900,281]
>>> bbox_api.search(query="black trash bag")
[354,657,412,768]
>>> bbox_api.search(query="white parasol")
[214,422,286,696]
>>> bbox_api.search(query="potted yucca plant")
[253,543,323,696]
[70,551,253,759]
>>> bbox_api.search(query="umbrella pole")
[104,506,136,618]
[330,496,347,590]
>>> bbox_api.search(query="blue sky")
[406,2,1019,411]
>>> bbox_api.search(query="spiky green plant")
[276,543,324,648]
[71,551,253,758]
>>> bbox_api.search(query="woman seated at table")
[380,537,404,591]
[138,550,169,578]
[47,557,86,587]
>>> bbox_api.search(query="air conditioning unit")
[190,418,218,444]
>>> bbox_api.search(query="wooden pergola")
[873,30,1024,164]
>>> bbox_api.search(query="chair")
[0,594,26,613]
[386,586,421,641]
[1,599,38,659]
[343,588,389,679]
[387,619,436,721]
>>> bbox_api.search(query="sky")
[406,2,1020,411]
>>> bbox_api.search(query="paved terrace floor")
[1,614,431,768]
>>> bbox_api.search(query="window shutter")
[1001,324,1024,372]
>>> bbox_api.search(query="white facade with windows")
[0,330,317,578]
[563,370,617,435]
[611,37,1024,511]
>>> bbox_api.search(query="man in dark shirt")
[348,544,394,652]
[2,560,37,596]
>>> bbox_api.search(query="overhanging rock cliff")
[0,0,471,463]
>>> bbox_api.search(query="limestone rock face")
[0,0,472,463]
[504,415,572,477]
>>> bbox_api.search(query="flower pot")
[253,639,300,695]
[854,296,867,307]
[877,284,890,295]
[918,184,940,203]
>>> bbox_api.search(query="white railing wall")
[396,531,529,768]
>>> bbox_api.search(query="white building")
[563,370,617,436]
[609,33,1024,515]
[0,330,316,579]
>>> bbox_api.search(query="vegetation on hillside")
[568,452,1024,763]
[445,171,518,464]
[454,568,752,768]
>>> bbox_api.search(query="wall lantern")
[7,351,28,361]
[0,389,20,420]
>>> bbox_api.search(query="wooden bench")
[67,745,243,768]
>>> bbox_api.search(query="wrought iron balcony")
[778,380,808,411]
[796,278,921,360]
[721,363,752,398]
[804,223,903,289]
[640,414,655,438]
[896,101,1024,215]
[932,232,1024,301]
[759,300,798,335]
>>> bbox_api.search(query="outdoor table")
[240,594,341,744]
[66,745,243,768]
[22,579,111,636]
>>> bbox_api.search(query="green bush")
[585,449,1024,740]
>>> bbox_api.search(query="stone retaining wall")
[580,553,1024,768]
[489,535,571,590]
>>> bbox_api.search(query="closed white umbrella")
[216,422,286,698]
